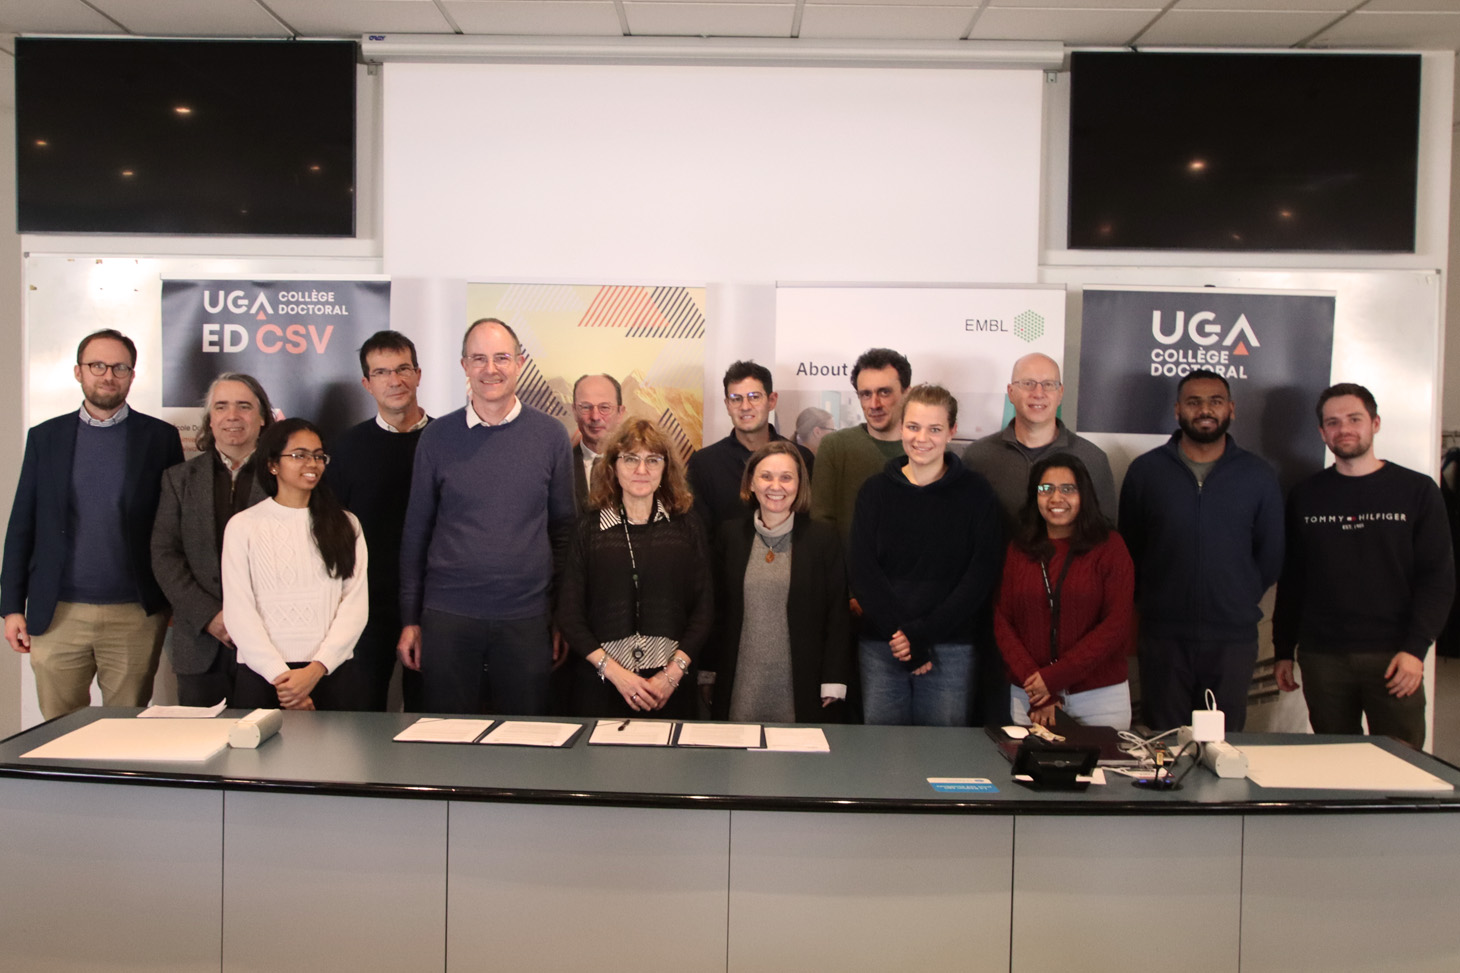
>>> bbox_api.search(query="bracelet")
[594,653,609,681]
[671,655,689,674]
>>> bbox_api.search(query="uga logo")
[1151,311,1260,351]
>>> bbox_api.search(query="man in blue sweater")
[1118,369,1284,732]
[398,319,576,715]
[2,329,184,719]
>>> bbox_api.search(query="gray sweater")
[961,419,1117,525]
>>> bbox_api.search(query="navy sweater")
[1117,433,1284,642]
[399,405,575,624]
[849,453,1003,669]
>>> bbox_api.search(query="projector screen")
[381,62,1045,284]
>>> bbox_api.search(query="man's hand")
[1385,651,1424,698]
[889,630,911,662]
[397,625,423,670]
[205,611,233,647]
[4,613,30,654]
[1274,659,1300,693]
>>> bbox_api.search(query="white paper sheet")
[137,701,228,719]
[588,719,674,746]
[479,721,581,748]
[393,718,494,744]
[762,727,830,752]
[676,722,762,748]
[21,718,233,762]
[1241,742,1453,792]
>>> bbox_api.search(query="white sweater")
[221,498,369,683]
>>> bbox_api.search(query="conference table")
[2,709,1458,972]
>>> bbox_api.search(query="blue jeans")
[1010,681,1131,730]
[859,640,974,726]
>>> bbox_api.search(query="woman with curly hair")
[555,418,712,718]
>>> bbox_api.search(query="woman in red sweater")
[994,454,1134,729]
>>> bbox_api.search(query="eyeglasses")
[1012,379,1061,393]
[281,451,330,466]
[463,353,518,370]
[368,364,418,380]
[726,392,765,406]
[81,361,134,377]
[617,453,665,470]
[575,403,618,417]
[1036,482,1078,496]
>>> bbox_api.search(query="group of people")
[2,324,1452,750]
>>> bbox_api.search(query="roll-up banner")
[1076,285,1335,489]
[774,286,1068,444]
[160,279,390,450]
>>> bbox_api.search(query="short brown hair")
[902,383,958,427]
[738,441,811,515]
[587,418,694,516]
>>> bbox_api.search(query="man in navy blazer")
[1,329,184,719]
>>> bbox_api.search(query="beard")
[1179,412,1231,445]
[1329,436,1370,460]
[84,386,126,413]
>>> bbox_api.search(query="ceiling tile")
[969,8,1158,44]
[1307,11,1460,48]
[1173,0,1349,10]
[89,0,290,36]
[0,0,124,33]
[1361,0,1460,11]
[1136,9,1341,46]
[444,1,624,35]
[987,0,1161,8]
[799,4,975,40]
[266,0,455,36]
[624,3,795,37]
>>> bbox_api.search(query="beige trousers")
[28,601,168,720]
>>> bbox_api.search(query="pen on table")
[618,719,631,732]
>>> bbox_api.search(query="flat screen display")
[1067,51,1421,253]
[16,38,357,236]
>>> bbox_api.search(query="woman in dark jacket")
[555,418,711,719]
[707,441,851,723]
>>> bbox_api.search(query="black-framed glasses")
[726,392,766,406]
[81,361,133,377]
[1035,482,1078,496]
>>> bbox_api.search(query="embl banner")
[1077,285,1335,488]
[161,279,390,443]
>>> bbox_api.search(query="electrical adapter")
[1191,707,1225,742]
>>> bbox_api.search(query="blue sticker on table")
[928,777,999,794]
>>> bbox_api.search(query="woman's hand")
[889,630,911,662]
[603,657,664,712]
[648,668,681,710]
[1029,702,1059,727]
[1023,672,1053,709]
[274,662,325,709]
[910,662,932,676]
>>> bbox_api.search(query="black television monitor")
[16,38,357,236]
[1067,51,1421,253]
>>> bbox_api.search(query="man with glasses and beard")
[1118,368,1284,732]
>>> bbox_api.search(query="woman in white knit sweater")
[222,417,368,710]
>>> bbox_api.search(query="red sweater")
[993,533,1134,696]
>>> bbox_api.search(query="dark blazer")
[150,451,268,675]
[572,443,590,512]
[0,408,184,635]
[710,515,851,723]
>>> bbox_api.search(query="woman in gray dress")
[707,441,852,723]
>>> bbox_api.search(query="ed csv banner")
[160,279,390,444]
[1077,285,1335,489]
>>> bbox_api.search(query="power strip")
[1200,740,1248,779]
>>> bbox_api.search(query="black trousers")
[232,658,366,711]
[175,642,237,708]
[1138,635,1257,732]
[418,609,552,716]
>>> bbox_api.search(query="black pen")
[618,719,631,732]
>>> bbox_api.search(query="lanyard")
[619,508,646,663]
[1038,550,1076,663]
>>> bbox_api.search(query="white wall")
[0,44,22,736]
